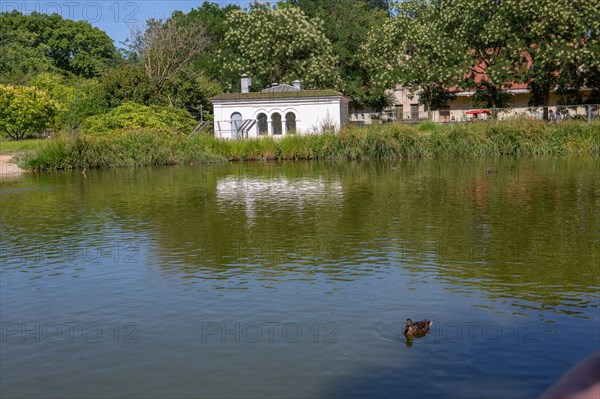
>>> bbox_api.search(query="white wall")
[213,97,348,139]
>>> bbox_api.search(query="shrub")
[0,84,59,140]
[80,102,198,135]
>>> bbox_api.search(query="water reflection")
[216,176,343,224]
[1,159,598,319]
[1,158,599,398]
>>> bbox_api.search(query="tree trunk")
[543,89,550,121]
[488,93,497,120]
[425,87,433,120]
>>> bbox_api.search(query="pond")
[1,158,599,398]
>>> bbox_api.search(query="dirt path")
[0,155,23,175]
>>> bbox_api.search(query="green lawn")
[0,139,46,154]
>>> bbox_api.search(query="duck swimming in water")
[404,319,433,337]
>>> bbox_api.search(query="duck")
[486,167,497,174]
[404,318,433,337]
[81,166,87,176]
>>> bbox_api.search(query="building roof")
[211,90,345,102]
[261,83,299,93]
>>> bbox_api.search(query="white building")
[211,75,350,139]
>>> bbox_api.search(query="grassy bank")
[0,139,46,155]
[20,120,600,170]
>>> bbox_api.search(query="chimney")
[293,80,302,91]
[241,74,251,93]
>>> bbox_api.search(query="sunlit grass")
[0,139,46,154]
[19,120,600,170]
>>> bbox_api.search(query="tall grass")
[20,120,600,170]
[0,139,46,154]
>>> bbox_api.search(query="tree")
[283,0,389,108]
[0,11,119,79]
[0,85,59,140]
[0,18,55,83]
[161,70,222,119]
[30,73,107,132]
[98,65,157,108]
[496,0,600,118]
[105,15,221,117]
[171,2,241,85]
[435,0,518,110]
[132,17,210,100]
[362,0,468,116]
[220,5,340,91]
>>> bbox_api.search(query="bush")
[80,102,198,135]
[30,72,107,132]
[0,84,59,140]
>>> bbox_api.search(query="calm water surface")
[1,158,599,398]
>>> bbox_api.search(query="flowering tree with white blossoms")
[363,0,599,116]
[220,5,341,91]
[443,0,599,114]
[361,0,469,116]
[496,0,599,113]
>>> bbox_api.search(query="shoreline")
[11,120,600,171]
[0,155,23,176]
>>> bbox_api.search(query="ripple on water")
[1,160,599,398]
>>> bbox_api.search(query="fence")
[190,104,598,137]
[349,104,600,125]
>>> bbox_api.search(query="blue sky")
[1,1,255,46]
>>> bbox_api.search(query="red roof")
[449,48,532,94]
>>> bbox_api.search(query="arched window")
[272,113,282,135]
[285,112,296,134]
[257,113,268,135]
[231,112,242,139]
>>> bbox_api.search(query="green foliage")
[363,0,598,113]
[97,65,220,118]
[417,121,440,132]
[28,72,107,132]
[21,132,224,169]
[0,138,45,154]
[162,70,222,118]
[0,11,119,79]
[2,1,597,129]
[114,8,223,115]
[284,0,389,108]
[0,18,56,83]
[132,16,210,97]
[98,65,157,108]
[29,72,75,102]
[59,79,106,132]
[170,2,241,85]
[472,87,514,111]
[362,1,467,112]
[220,5,341,90]
[21,121,600,170]
[368,89,396,113]
[499,0,599,109]
[80,102,198,135]
[0,84,59,140]
[437,0,519,100]
[437,0,599,111]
